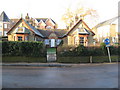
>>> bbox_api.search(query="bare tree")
[61,7,99,29]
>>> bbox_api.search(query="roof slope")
[7,18,44,37]
[38,29,68,38]
[93,16,119,29]
[0,11,10,22]
[24,19,44,37]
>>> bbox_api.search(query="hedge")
[2,41,46,57]
[57,45,119,57]
[57,55,119,63]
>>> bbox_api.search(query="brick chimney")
[25,13,30,22]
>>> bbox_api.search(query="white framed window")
[45,39,49,45]
[56,39,61,45]
[4,24,7,28]
[4,31,7,36]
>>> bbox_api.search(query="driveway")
[2,63,118,88]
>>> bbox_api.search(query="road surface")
[2,63,118,88]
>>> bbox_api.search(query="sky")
[0,0,119,28]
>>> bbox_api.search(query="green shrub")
[57,44,118,57]
[109,46,118,55]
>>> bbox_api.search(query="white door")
[51,39,55,47]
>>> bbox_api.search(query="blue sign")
[104,38,110,45]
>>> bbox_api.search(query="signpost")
[104,38,111,63]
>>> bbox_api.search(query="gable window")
[18,36,22,41]
[17,27,24,33]
[80,37,84,45]
[4,24,7,28]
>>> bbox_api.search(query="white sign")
[51,39,55,47]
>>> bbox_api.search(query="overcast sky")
[0,0,119,28]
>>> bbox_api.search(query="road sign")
[104,39,111,63]
[104,38,110,45]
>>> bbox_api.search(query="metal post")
[107,47,111,63]
[90,56,92,63]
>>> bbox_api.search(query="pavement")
[1,62,118,67]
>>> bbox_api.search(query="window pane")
[18,36,22,41]
[56,39,61,45]
[0,24,2,29]
[4,24,7,28]
[4,31,7,36]
[80,37,84,45]
[45,39,49,45]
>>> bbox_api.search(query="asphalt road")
[2,63,118,88]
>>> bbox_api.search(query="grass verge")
[57,55,119,63]
[2,55,119,63]
[2,56,46,63]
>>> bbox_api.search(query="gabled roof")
[65,19,95,36]
[7,18,44,37]
[35,18,56,24]
[0,11,10,22]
